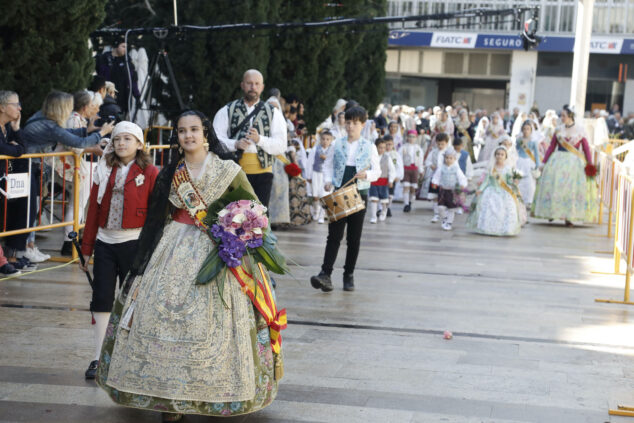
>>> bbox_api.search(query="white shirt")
[346,140,359,166]
[213,100,287,156]
[323,137,381,186]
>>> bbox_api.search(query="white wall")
[623,79,634,115]
[533,76,572,113]
[508,50,538,113]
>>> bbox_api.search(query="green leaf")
[196,250,225,285]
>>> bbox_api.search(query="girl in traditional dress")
[478,113,507,163]
[532,106,598,226]
[287,139,312,226]
[515,120,541,209]
[96,111,284,421]
[455,109,476,162]
[539,110,558,159]
[430,110,455,150]
[467,146,523,236]
[473,115,489,160]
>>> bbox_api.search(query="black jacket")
[98,95,123,126]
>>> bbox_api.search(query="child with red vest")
[80,121,158,379]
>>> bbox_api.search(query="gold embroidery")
[105,154,257,402]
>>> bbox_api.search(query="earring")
[203,138,209,151]
[178,146,183,154]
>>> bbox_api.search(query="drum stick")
[340,165,371,189]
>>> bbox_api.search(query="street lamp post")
[569,0,594,117]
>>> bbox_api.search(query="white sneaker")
[318,218,324,224]
[32,247,51,261]
[431,215,440,223]
[456,208,464,215]
[442,222,452,231]
[23,247,45,263]
[379,213,387,222]
[370,217,377,224]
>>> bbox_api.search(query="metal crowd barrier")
[596,165,634,306]
[597,152,622,237]
[0,145,171,262]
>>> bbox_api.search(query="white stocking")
[93,312,110,361]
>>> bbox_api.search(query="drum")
[320,184,365,222]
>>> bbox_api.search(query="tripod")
[131,29,185,124]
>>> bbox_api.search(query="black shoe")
[310,272,333,292]
[85,360,98,379]
[162,413,183,422]
[0,263,20,276]
[387,208,392,218]
[343,274,355,292]
[403,204,411,213]
[61,241,73,256]
[12,257,36,271]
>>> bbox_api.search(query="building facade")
[385,0,634,114]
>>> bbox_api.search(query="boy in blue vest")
[310,105,381,292]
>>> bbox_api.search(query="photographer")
[96,40,140,115]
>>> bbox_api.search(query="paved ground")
[1,201,634,422]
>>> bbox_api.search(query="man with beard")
[213,69,287,207]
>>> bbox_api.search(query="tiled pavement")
[1,202,633,422]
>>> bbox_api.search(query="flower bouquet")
[585,163,597,178]
[510,168,523,181]
[196,186,288,288]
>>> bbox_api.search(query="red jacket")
[81,162,159,256]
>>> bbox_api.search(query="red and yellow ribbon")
[230,263,287,354]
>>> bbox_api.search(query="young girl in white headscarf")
[467,146,523,236]
[79,121,159,380]
[478,113,507,163]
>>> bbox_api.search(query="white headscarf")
[511,112,528,139]
[94,121,144,204]
[488,145,510,172]
[474,116,490,144]
[498,134,518,168]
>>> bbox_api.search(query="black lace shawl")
[123,111,232,292]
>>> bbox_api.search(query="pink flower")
[237,199,252,208]
[240,232,254,242]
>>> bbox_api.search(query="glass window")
[559,4,575,33]
[468,53,488,75]
[490,54,511,76]
[608,4,625,33]
[543,4,559,32]
[628,3,634,32]
[593,6,608,33]
[445,53,465,74]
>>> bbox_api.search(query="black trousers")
[91,239,138,312]
[321,200,367,277]
[246,172,274,208]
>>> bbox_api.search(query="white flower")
[218,209,229,218]
[135,174,145,186]
[252,227,262,235]
[232,213,246,224]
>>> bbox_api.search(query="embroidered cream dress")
[97,153,279,416]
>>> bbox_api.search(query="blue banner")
[387,30,634,54]
[475,34,523,50]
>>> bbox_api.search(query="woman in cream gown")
[96,111,283,421]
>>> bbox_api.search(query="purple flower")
[247,238,263,248]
